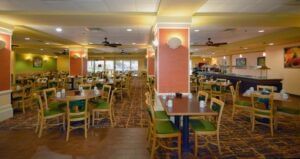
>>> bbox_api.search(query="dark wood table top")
[159,95,218,116]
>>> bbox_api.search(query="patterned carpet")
[1,77,300,158]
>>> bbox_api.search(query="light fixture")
[0,40,6,49]
[258,30,265,33]
[24,37,30,40]
[239,54,243,58]
[152,39,158,47]
[243,47,248,50]
[262,52,266,57]
[54,56,58,58]
[126,28,133,32]
[145,55,149,58]
[88,42,94,45]
[194,29,200,32]
[45,42,50,45]
[223,56,226,59]
[132,42,136,45]
[212,52,215,55]
[56,27,63,32]
[167,37,182,49]
[268,43,274,46]
[40,48,44,51]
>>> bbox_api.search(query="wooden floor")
[0,128,149,159]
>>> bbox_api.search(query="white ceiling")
[190,26,283,45]
[0,0,160,12]
[29,25,152,45]
[197,0,300,13]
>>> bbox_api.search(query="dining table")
[159,95,218,152]
[242,91,291,102]
[55,90,102,102]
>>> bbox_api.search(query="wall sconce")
[262,52,266,57]
[167,37,182,49]
[0,40,6,49]
[239,54,243,58]
[152,39,158,47]
[72,53,80,59]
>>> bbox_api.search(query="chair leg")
[150,136,156,159]
[274,115,278,130]
[66,121,70,141]
[109,110,113,127]
[270,118,274,137]
[84,119,88,139]
[178,134,182,159]
[38,119,44,138]
[35,113,40,133]
[62,115,66,131]
[194,133,198,156]
[22,101,25,114]
[217,132,221,154]
[92,111,95,127]
[231,106,235,120]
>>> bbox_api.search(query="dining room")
[0,0,300,159]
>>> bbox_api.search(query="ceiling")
[1,0,300,57]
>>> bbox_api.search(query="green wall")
[15,53,57,74]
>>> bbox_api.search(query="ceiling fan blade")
[212,42,227,46]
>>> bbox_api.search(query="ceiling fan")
[102,37,122,47]
[120,50,128,55]
[192,38,227,47]
[54,49,68,55]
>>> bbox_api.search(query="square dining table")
[158,95,218,152]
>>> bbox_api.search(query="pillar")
[0,24,14,121]
[147,47,155,76]
[69,48,88,76]
[154,23,190,94]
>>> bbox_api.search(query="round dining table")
[55,90,102,102]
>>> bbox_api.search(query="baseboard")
[0,104,13,122]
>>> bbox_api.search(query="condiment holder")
[199,100,206,108]
[167,99,173,107]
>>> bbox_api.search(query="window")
[105,60,114,70]
[115,60,123,71]
[131,60,138,71]
[123,60,131,71]
[95,60,104,72]
[87,61,95,73]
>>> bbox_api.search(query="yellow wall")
[191,57,211,67]
[57,56,70,72]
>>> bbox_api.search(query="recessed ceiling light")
[45,42,50,45]
[56,27,63,32]
[126,28,133,32]
[212,52,215,55]
[194,29,200,32]
[89,42,94,45]
[24,37,30,40]
[223,56,226,59]
[40,48,44,51]
[258,30,265,33]
[243,47,248,50]
[268,43,274,46]
[263,52,266,57]
[132,42,136,45]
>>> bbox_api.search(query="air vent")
[223,28,236,32]
[85,27,105,32]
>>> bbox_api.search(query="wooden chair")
[43,88,66,110]
[121,77,131,98]
[274,106,300,130]
[211,83,225,101]
[230,86,252,120]
[235,81,241,98]
[92,88,116,127]
[257,85,274,93]
[251,93,274,136]
[147,100,181,159]
[79,83,92,90]
[190,77,198,93]
[34,94,65,138]
[66,96,89,141]
[197,90,209,103]
[145,91,169,121]
[12,85,33,114]
[190,98,225,156]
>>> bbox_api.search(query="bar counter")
[200,72,283,93]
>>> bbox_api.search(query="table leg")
[175,116,180,129]
[182,116,189,152]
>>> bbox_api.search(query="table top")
[55,90,102,101]
[159,95,218,116]
[203,81,232,87]
[242,91,291,102]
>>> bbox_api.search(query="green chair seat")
[277,107,300,115]
[94,101,109,109]
[255,111,270,116]
[190,119,216,131]
[156,121,179,134]
[154,111,169,120]
[44,108,64,117]
[235,100,252,107]
[49,102,66,110]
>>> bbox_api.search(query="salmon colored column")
[0,25,14,121]
[69,48,88,76]
[156,27,190,94]
[147,47,155,76]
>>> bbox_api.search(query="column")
[155,23,190,94]
[69,48,88,76]
[147,47,155,76]
[0,24,14,121]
